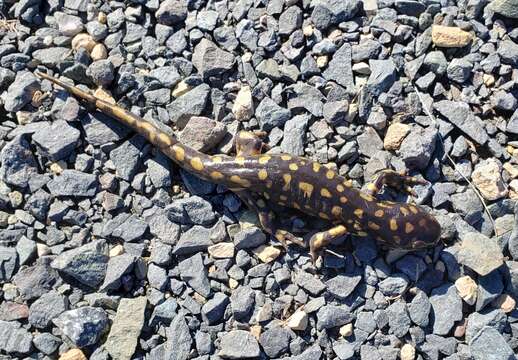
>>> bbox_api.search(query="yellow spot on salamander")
[418,218,427,227]
[405,223,414,234]
[389,219,398,231]
[340,196,348,203]
[172,145,185,161]
[293,202,300,209]
[318,212,330,219]
[374,209,384,218]
[289,163,299,171]
[263,192,270,200]
[235,156,245,165]
[329,225,347,236]
[158,133,172,145]
[282,174,292,191]
[331,206,342,217]
[299,182,314,198]
[320,188,332,198]
[357,231,368,237]
[312,163,321,172]
[212,156,223,163]
[326,170,335,179]
[281,154,292,160]
[259,155,271,164]
[368,221,381,231]
[360,192,374,201]
[258,169,268,180]
[336,184,344,192]
[400,207,410,216]
[190,157,204,171]
[280,195,288,201]
[210,171,224,180]
[409,205,419,214]
[230,175,251,187]
[367,183,378,193]
[354,208,364,218]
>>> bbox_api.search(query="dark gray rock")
[146,152,171,188]
[0,320,33,355]
[399,125,437,170]
[469,326,515,360]
[33,333,61,355]
[33,47,69,67]
[47,169,98,197]
[256,97,291,131]
[378,274,409,297]
[259,326,291,358]
[166,195,215,226]
[465,309,507,342]
[0,135,38,189]
[156,0,188,25]
[323,43,355,92]
[147,209,181,245]
[202,293,229,324]
[424,50,448,75]
[99,254,136,292]
[147,263,168,290]
[1,71,40,112]
[476,270,504,311]
[32,120,80,161]
[317,304,353,330]
[103,213,148,242]
[281,114,309,156]
[326,274,361,300]
[110,135,146,181]
[81,112,131,146]
[408,290,431,327]
[51,239,109,288]
[233,227,267,249]
[366,59,396,96]
[179,253,210,297]
[447,58,472,83]
[87,59,114,86]
[386,301,411,338]
[295,270,326,296]
[395,255,427,282]
[167,84,210,128]
[497,39,518,65]
[28,291,68,329]
[231,285,255,320]
[165,314,192,360]
[219,330,260,359]
[13,263,60,300]
[311,0,360,30]
[192,38,235,78]
[429,283,463,335]
[434,100,489,145]
[0,246,18,282]
[149,66,181,88]
[279,6,302,36]
[173,225,212,255]
[53,307,108,347]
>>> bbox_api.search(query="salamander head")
[369,202,441,250]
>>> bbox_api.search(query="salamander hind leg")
[234,131,267,156]
[365,170,427,198]
[235,191,304,250]
[309,225,348,264]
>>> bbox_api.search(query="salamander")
[36,72,441,262]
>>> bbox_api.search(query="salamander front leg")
[365,170,427,198]
[309,225,348,264]
[235,191,305,249]
[234,130,268,156]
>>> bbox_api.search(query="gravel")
[0,0,517,358]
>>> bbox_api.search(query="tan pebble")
[352,62,371,75]
[431,25,473,48]
[454,318,467,338]
[503,162,518,179]
[229,278,239,289]
[8,191,23,208]
[339,323,353,337]
[91,43,108,61]
[37,243,51,257]
[303,25,314,36]
[455,275,478,305]
[208,242,235,259]
[492,294,516,313]
[7,214,17,225]
[241,52,252,62]
[471,158,508,201]
[71,33,96,52]
[16,111,32,125]
[253,245,281,263]
[172,80,192,97]
[384,123,411,150]
[98,12,107,24]
[316,55,328,68]
[400,344,415,360]
[94,87,115,104]
[50,162,66,174]
[109,244,124,257]
[250,325,262,339]
[483,73,495,87]
[59,349,87,360]
[232,85,253,121]
[363,0,378,15]
[286,309,308,331]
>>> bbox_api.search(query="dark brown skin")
[36,72,441,262]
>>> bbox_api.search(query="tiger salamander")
[36,72,441,262]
